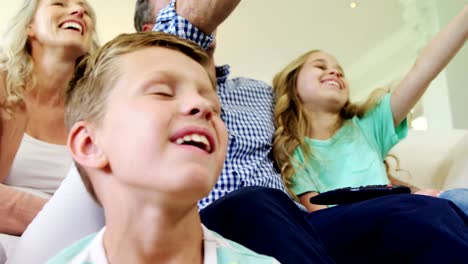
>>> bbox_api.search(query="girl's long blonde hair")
[272,50,388,200]
[0,0,99,110]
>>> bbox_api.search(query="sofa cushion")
[388,129,468,190]
[443,133,468,189]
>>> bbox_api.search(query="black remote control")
[309,185,411,205]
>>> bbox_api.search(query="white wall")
[0,0,136,43]
[437,0,468,129]
[0,0,466,130]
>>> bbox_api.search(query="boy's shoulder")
[47,226,279,264]
[204,226,280,264]
[46,232,97,264]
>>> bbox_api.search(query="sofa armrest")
[443,133,468,189]
[388,129,468,190]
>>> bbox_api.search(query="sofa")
[1,129,467,263]
[389,129,468,190]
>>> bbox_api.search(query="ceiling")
[1,1,467,129]
[216,0,405,82]
[0,0,405,82]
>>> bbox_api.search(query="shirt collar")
[215,65,231,85]
[80,225,233,264]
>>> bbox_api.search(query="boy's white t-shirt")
[67,225,221,263]
[48,224,279,264]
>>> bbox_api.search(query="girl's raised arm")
[391,5,468,126]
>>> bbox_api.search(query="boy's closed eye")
[51,1,64,6]
[145,84,174,98]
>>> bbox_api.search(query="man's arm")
[153,0,240,49]
[388,175,420,193]
[389,175,441,197]
[175,0,241,34]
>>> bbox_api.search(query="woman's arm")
[9,165,104,264]
[391,5,468,126]
[0,71,5,159]
[298,192,327,213]
[0,185,47,235]
[0,71,47,235]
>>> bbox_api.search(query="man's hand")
[414,189,442,197]
[152,0,172,20]
[174,0,241,34]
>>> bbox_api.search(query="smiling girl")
[272,5,468,213]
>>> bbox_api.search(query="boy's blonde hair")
[65,31,214,203]
[272,49,387,200]
[0,0,99,109]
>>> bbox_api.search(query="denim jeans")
[201,186,468,264]
[440,188,468,216]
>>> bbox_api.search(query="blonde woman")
[0,0,98,255]
[272,5,468,213]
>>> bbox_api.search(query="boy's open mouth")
[174,133,212,153]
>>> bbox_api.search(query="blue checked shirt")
[154,0,290,209]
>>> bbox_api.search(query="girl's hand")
[414,189,442,197]
[299,191,328,213]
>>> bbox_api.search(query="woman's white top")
[4,133,72,198]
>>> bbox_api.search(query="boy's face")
[95,47,227,203]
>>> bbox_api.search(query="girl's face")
[296,52,349,113]
[27,0,95,56]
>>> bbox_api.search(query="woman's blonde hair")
[272,49,388,200]
[0,0,99,109]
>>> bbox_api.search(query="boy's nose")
[188,107,213,120]
[184,96,213,120]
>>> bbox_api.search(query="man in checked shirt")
[12,1,468,263]
[140,1,468,263]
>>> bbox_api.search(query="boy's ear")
[68,121,108,169]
